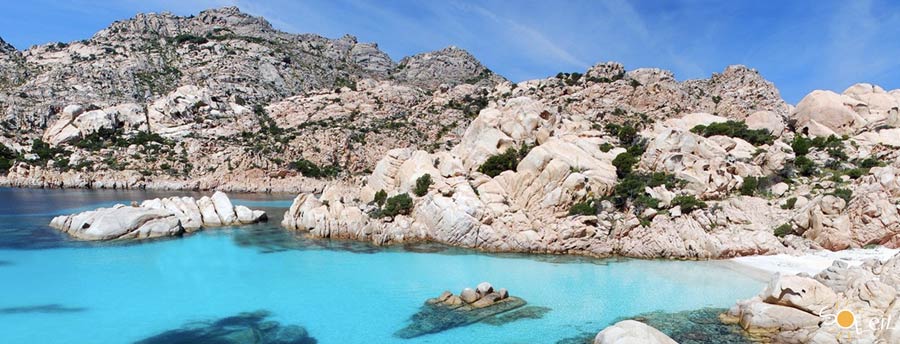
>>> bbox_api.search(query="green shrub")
[569,199,598,216]
[0,144,16,173]
[671,195,707,214]
[612,150,639,178]
[774,223,793,238]
[414,174,433,197]
[599,142,614,152]
[830,188,853,204]
[172,34,208,45]
[781,197,797,210]
[858,157,883,169]
[373,189,387,206]
[843,168,865,179]
[478,148,519,177]
[605,122,638,145]
[794,156,816,177]
[382,193,413,217]
[290,158,339,179]
[792,135,843,156]
[690,120,774,146]
[791,136,811,156]
[608,172,677,211]
[611,143,646,178]
[740,176,760,196]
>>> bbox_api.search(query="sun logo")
[836,309,856,329]
[820,300,862,342]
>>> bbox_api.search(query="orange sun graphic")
[827,299,862,342]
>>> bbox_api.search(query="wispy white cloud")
[451,1,589,68]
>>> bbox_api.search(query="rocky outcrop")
[49,191,266,240]
[726,253,900,343]
[391,46,505,90]
[394,282,529,338]
[282,98,794,259]
[792,84,900,137]
[593,320,677,344]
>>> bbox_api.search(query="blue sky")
[2,0,898,104]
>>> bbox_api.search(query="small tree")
[414,174,433,197]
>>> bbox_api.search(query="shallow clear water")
[0,188,763,343]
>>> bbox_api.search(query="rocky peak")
[194,6,276,36]
[0,36,15,54]
[392,46,505,90]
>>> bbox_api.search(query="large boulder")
[792,90,867,136]
[49,205,182,240]
[593,320,677,344]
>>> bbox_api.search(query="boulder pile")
[395,282,527,338]
[49,191,266,240]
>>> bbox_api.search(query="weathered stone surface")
[49,192,265,241]
[593,320,677,344]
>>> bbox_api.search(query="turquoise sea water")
[0,188,763,343]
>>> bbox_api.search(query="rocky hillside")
[0,7,507,191]
[283,79,900,259]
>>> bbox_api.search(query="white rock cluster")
[726,253,900,343]
[49,191,266,240]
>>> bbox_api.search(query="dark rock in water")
[482,306,552,326]
[135,310,317,344]
[0,304,86,314]
[619,308,752,344]
[395,296,527,338]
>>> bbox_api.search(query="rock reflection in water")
[134,310,316,344]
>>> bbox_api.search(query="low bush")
[172,34,208,45]
[774,223,793,238]
[781,197,797,210]
[599,142,614,153]
[414,174,433,197]
[477,142,534,178]
[830,188,853,204]
[0,144,17,173]
[382,193,413,217]
[373,189,387,207]
[794,156,816,177]
[690,120,774,146]
[569,199,598,216]
[605,122,638,145]
[290,158,340,179]
[671,195,707,214]
[740,176,759,196]
[611,143,646,178]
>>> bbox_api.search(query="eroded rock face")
[49,191,266,240]
[593,320,677,344]
[282,100,795,259]
[391,46,505,90]
[727,253,900,343]
[792,84,900,137]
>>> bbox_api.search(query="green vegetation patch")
[690,120,774,146]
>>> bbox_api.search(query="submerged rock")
[134,310,316,344]
[49,191,267,241]
[395,283,531,338]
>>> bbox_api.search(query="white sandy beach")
[729,247,900,278]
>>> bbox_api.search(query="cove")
[0,188,763,343]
